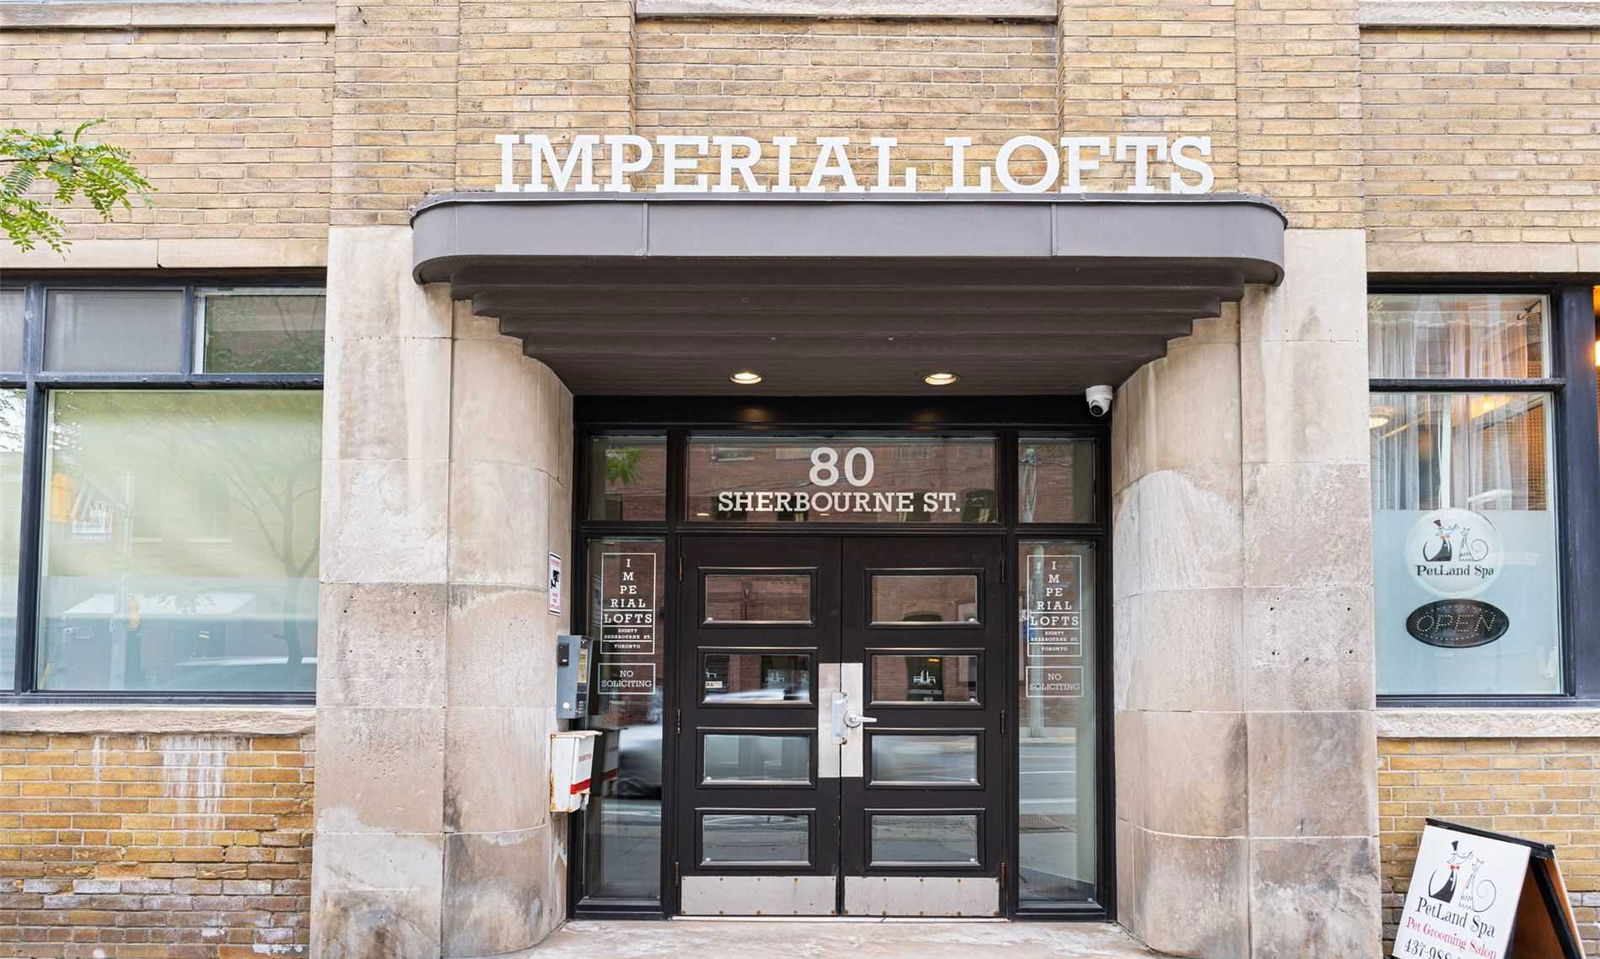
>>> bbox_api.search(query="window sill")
[0,703,314,735]
[1376,707,1600,740]
[0,1,334,31]
[635,0,1057,20]
[1359,0,1600,28]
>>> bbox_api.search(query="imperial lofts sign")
[494,133,1217,195]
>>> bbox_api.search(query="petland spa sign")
[493,133,1216,195]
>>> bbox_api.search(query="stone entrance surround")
[309,225,1378,958]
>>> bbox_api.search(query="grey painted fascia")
[411,192,1287,286]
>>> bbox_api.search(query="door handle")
[844,712,877,728]
[829,690,849,744]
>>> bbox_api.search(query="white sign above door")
[494,133,1216,196]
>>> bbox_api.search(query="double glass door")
[676,534,1005,917]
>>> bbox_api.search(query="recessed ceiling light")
[730,370,763,385]
[922,371,960,387]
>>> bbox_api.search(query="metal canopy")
[411,192,1286,396]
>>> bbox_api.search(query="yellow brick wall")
[0,28,333,241]
[0,732,314,959]
[1379,738,1600,955]
[1058,0,1239,197]
[1362,28,1600,245]
[633,19,1059,186]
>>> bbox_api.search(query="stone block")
[449,335,550,467]
[320,457,449,585]
[311,830,443,959]
[1111,485,1142,603]
[547,476,573,632]
[448,461,550,588]
[1134,830,1250,958]
[1123,588,1243,713]
[1137,466,1244,593]
[318,583,448,709]
[1249,836,1382,959]
[324,334,452,464]
[1111,363,1154,495]
[443,705,553,835]
[441,825,561,957]
[1247,711,1377,839]
[1113,710,1146,828]
[1242,462,1371,591]
[314,707,445,835]
[1240,230,1366,344]
[1150,339,1242,474]
[326,227,453,341]
[1140,711,1248,838]
[447,585,558,709]
[1240,339,1370,467]
[1116,819,1145,937]
[1244,585,1374,711]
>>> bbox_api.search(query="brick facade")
[0,732,314,959]
[1379,737,1600,955]
[1362,28,1600,245]
[0,27,332,241]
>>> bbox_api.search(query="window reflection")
[700,813,810,865]
[36,391,321,692]
[869,734,979,785]
[702,733,811,785]
[704,572,812,624]
[587,435,667,521]
[870,654,979,704]
[870,573,978,624]
[702,652,812,704]
[870,814,980,866]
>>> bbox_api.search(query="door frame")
[569,396,1114,922]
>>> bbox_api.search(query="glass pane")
[704,572,811,624]
[871,573,978,624]
[870,654,979,704]
[587,435,667,521]
[0,391,24,688]
[686,434,998,524]
[702,652,812,704]
[36,391,322,692]
[1368,293,1548,380]
[585,538,666,900]
[44,290,185,373]
[1019,541,1098,906]
[702,733,811,785]
[869,734,978,785]
[700,813,809,865]
[1018,437,1096,524]
[198,290,325,373]
[0,290,25,372]
[1371,393,1561,695]
[870,814,979,866]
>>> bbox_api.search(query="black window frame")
[0,275,325,706]
[1370,282,1600,707]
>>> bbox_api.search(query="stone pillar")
[1113,230,1379,957]
[313,226,575,959]
[314,226,455,959]
[1237,228,1379,958]
[1113,310,1251,957]
[439,308,574,956]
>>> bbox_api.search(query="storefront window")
[1017,540,1098,906]
[586,434,667,521]
[1370,293,1562,696]
[36,391,322,693]
[686,434,998,524]
[583,537,666,900]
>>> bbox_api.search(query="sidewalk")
[515,919,1180,959]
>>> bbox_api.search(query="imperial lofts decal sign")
[493,133,1217,195]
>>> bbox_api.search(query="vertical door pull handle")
[829,690,850,744]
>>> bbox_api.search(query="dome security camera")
[1086,384,1113,417]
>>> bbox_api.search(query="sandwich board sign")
[1391,819,1585,959]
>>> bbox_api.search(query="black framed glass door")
[675,534,1006,917]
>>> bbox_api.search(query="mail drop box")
[550,730,600,814]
